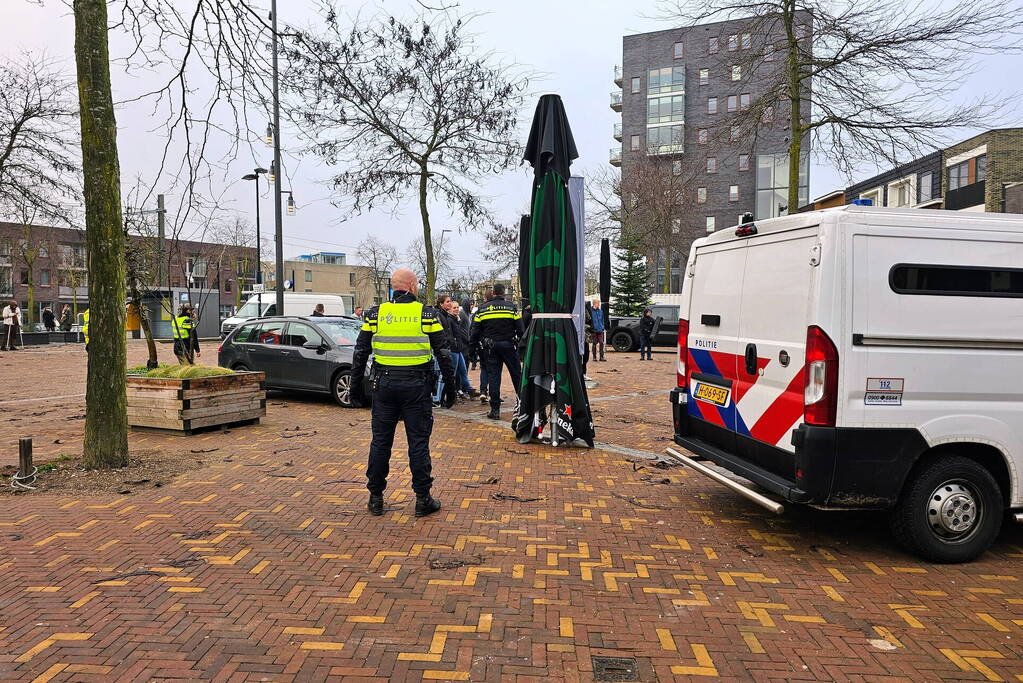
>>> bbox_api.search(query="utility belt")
[370,362,435,389]
[481,336,516,350]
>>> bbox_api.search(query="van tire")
[889,455,1003,563]
[611,330,636,353]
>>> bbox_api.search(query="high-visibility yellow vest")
[172,315,193,340]
[81,309,89,343]
[363,301,442,366]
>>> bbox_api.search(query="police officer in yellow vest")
[80,309,90,350]
[172,304,201,364]
[350,268,456,517]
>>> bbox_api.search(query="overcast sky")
[2,0,1018,271]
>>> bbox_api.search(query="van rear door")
[733,226,819,478]
[685,240,747,453]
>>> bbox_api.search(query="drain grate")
[592,656,639,681]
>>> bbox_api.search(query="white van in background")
[221,292,347,337]
[668,205,1023,562]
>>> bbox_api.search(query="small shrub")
[144,364,235,379]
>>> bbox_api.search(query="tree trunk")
[784,0,802,214]
[662,246,671,294]
[26,276,35,325]
[74,0,129,469]
[418,165,435,301]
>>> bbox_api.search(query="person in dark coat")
[449,302,477,397]
[42,305,56,332]
[59,305,72,332]
[639,308,656,361]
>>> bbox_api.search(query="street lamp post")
[270,0,285,317]
[242,167,268,313]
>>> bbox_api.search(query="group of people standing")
[1,302,75,351]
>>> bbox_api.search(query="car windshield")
[235,300,271,318]
[317,321,362,346]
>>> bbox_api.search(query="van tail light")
[803,325,838,426]
[677,318,689,388]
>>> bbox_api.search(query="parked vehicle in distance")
[218,316,368,407]
[221,293,347,337]
[670,205,1023,563]
[608,304,679,352]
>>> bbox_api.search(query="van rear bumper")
[670,387,928,509]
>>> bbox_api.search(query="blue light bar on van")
[851,198,873,206]
[735,224,758,237]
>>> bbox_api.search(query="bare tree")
[282,10,529,301]
[662,0,1022,211]
[586,153,703,293]
[356,235,398,307]
[405,234,454,294]
[481,219,521,277]
[0,53,79,222]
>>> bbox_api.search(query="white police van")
[668,205,1023,562]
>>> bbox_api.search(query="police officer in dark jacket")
[350,268,456,517]
[469,283,524,420]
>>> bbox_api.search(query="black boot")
[486,406,501,420]
[367,493,384,516]
[415,493,441,517]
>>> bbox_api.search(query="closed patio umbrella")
[513,94,595,447]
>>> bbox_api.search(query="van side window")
[890,264,1023,298]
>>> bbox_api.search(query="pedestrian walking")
[469,283,524,420]
[311,303,325,317]
[59,305,72,332]
[349,268,456,517]
[590,298,606,361]
[639,308,655,361]
[172,304,201,364]
[2,300,21,351]
[42,305,56,333]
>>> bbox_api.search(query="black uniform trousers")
[367,370,435,495]
[484,340,522,410]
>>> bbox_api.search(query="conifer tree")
[610,239,651,317]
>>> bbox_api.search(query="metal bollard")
[12,438,37,490]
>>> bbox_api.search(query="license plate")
[693,382,730,407]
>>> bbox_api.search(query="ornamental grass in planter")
[126,365,265,434]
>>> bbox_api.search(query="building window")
[890,264,1023,298]
[304,269,313,282]
[860,187,882,206]
[349,272,356,286]
[707,97,718,114]
[794,24,809,39]
[730,125,741,141]
[756,153,809,218]
[977,154,987,181]
[672,159,683,175]
[40,269,50,286]
[731,65,741,81]
[672,218,682,234]
[631,76,640,94]
[765,44,775,61]
[673,42,684,59]
[739,93,751,110]
[739,154,750,171]
[706,216,716,232]
[647,95,685,124]
[706,157,717,174]
[698,68,709,85]
[647,125,683,154]
[648,66,685,95]
[761,105,774,123]
[741,33,752,49]
[698,128,708,144]
[887,175,916,208]
[708,37,719,54]
[728,34,738,51]
[729,185,739,202]
[697,187,707,203]
[225,279,232,293]
[20,269,29,285]
[727,95,738,112]
[630,134,640,151]
[918,171,933,202]
[948,160,969,190]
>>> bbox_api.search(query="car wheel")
[611,330,635,353]
[232,363,250,372]
[889,455,1003,563]
[332,368,354,407]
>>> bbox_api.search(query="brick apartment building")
[0,222,257,332]
[615,17,811,291]
[842,128,1023,212]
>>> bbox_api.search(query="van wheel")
[332,368,354,407]
[611,330,635,352]
[889,456,1003,563]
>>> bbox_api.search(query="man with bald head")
[349,268,456,517]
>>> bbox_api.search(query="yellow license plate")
[694,382,729,407]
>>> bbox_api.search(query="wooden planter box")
[127,371,266,433]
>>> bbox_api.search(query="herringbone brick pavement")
[0,342,1021,681]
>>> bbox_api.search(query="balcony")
[610,147,621,166]
[613,64,622,86]
[610,91,622,112]
[945,180,985,211]
[613,122,622,141]
[59,286,89,299]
